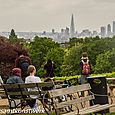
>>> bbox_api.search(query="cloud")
[0,0,115,32]
[94,0,115,3]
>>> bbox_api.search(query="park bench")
[46,83,115,115]
[1,82,54,113]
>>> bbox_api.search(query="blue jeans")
[79,74,90,96]
[80,74,90,84]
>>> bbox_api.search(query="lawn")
[13,113,115,115]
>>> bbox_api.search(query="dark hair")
[18,52,23,56]
[82,52,88,57]
[46,59,52,66]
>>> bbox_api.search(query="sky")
[0,0,115,33]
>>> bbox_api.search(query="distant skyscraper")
[113,21,115,35]
[70,14,75,38]
[65,27,69,36]
[52,29,55,34]
[100,26,106,37]
[107,24,111,37]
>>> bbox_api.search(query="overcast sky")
[0,0,115,32]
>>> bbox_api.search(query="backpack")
[19,57,29,72]
[82,61,90,75]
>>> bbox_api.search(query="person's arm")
[53,63,56,69]
[89,61,93,74]
[80,61,83,74]
[27,57,32,65]
[15,58,19,67]
[25,77,28,83]
[17,77,24,83]
[44,64,47,69]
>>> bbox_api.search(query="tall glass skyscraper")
[70,14,75,38]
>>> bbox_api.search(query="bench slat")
[63,104,115,115]
[56,95,94,109]
[2,82,54,89]
[49,84,91,98]
[7,91,40,96]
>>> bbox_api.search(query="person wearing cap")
[6,68,24,84]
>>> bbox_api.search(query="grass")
[13,113,115,115]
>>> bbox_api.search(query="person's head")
[12,68,21,77]
[18,52,23,57]
[81,52,89,62]
[47,59,52,64]
[82,52,88,57]
[28,65,36,75]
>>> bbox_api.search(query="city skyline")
[0,0,115,32]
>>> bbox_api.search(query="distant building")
[70,14,75,38]
[107,24,111,37]
[92,31,98,37]
[52,29,55,34]
[80,29,92,37]
[65,27,69,36]
[100,26,106,37]
[61,29,65,34]
[113,21,115,35]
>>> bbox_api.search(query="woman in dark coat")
[44,59,56,78]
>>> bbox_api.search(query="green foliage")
[9,29,26,44]
[46,47,64,76]
[61,43,83,76]
[94,49,115,73]
[37,67,46,78]
[9,29,18,43]
[94,51,111,73]
[29,36,60,71]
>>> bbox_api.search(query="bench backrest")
[48,83,95,110]
[2,82,54,99]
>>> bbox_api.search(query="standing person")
[44,59,56,78]
[25,65,42,109]
[15,52,32,81]
[80,52,92,85]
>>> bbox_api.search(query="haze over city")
[0,0,115,32]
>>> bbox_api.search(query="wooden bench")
[1,82,54,112]
[46,83,115,115]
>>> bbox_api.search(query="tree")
[94,49,115,73]
[61,43,83,76]
[0,36,28,78]
[46,47,64,76]
[9,29,26,44]
[9,29,18,43]
[29,36,60,71]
